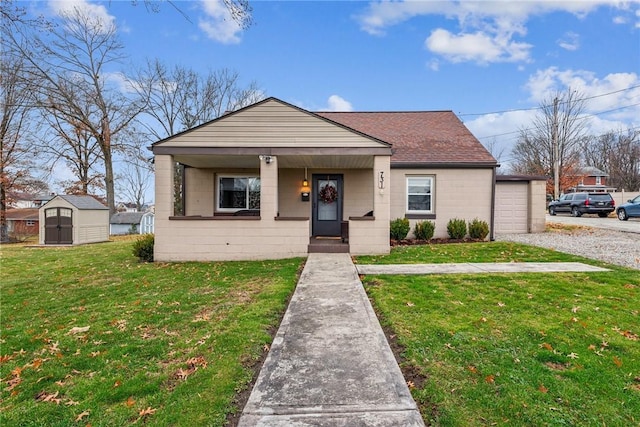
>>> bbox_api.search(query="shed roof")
[55,195,109,210]
[110,212,146,224]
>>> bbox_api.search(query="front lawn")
[358,242,640,426]
[0,238,301,426]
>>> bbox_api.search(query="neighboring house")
[110,211,154,235]
[151,97,502,261]
[5,208,39,237]
[566,166,616,193]
[7,192,53,209]
[39,195,109,245]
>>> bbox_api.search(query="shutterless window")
[406,176,433,213]
[217,176,260,211]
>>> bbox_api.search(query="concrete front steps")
[307,236,349,253]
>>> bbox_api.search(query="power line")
[459,84,640,117]
[474,102,640,141]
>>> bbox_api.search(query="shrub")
[468,218,490,240]
[390,218,410,240]
[446,218,467,239]
[132,233,154,262]
[414,220,435,240]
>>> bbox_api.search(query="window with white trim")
[595,176,602,185]
[217,176,260,211]
[406,176,434,213]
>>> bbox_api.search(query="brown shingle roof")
[316,111,497,166]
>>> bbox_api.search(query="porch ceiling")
[175,154,375,169]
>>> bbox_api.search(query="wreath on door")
[319,183,338,204]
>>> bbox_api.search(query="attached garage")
[495,175,547,234]
[39,195,109,245]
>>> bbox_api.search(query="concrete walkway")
[238,253,425,426]
[356,262,609,275]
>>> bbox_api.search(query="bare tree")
[511,90,590,197]
[135,60,263,214]
[116,146,154,211]
[135,59,263,140]
[39,98,105,195]
[583,129,640,191]
[5,7,146,215]
[482,138,506,165]
[0,39,42,242]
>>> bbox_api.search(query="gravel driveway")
[496,224,640,271]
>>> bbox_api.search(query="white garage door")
[495,182,528,234]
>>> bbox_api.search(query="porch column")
[154,154,174,218]
[374,155,391,228]
[260,155,278,220]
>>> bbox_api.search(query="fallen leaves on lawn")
[67,326,90,335]
[35,390,61,404]
[133,406,157,423]
[75,410,90,422]
[613,356,623,368]
[125,396,136,407]
[538,384,549,393]
[618,330,638,341]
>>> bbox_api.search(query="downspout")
[490,166,496,241]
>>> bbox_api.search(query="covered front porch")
[153,150,391,261]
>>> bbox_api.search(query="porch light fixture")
[301,168,310,202]
[259,155,273,164]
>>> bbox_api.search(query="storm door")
[45,208,73,244]
[312,174,343,236]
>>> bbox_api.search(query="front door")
[312,174,343,236]
[45,208,73,244]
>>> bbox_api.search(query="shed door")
[45,208,73,244]
[495,183,528,234]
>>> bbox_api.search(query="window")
[406,176,433,213]
[26,220,35,226]
[595,176,602,185]
[217,176,260,211]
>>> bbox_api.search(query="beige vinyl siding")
[157,100,386,149]
[391,168,493,239]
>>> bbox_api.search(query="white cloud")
[48,0,116,32]
[463,67,640,170]
[557,31,580,51]
[426,28,532,64]
[357,1,634,65]
[198,0,243,44]
[324,95,354,112]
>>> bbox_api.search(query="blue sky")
[28,0,640,197]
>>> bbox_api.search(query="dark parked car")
[548,192,615,217]
[616,195,640,220]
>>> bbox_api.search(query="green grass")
[1,237,301,426]
[358,242,640,426]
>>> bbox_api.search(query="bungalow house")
[151,97,499,262]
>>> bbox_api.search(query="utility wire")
[459,84,640,117]
[474,102,640,142]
